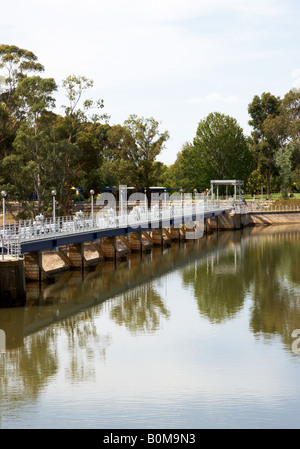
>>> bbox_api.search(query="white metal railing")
[246,201,300,213]
[0,234,21,260]
[0,201,234,258]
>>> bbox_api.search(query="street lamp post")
[51,190,56,228]
[90,189,95,224]
[194,189,197,205]
[1,190,7,235]
[144,189,147,217]
[180,188,183,211]
[1,191,7,260]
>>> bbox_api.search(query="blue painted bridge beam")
[20,210,225,254]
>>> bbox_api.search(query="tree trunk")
[265,170,270,199]
[35,119,41,213]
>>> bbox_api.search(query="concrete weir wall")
[208,210,300,230]
[0,258,26,307]
[207,212,245,230]
[248,211,300,225]
[1,209,300,307]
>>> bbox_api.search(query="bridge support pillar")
[24,251,48,282]
[168,226,182,241]
[98,237,117,260]
[128,232,152,252]
[208,212,241,230]
[68,243,85,269]
[0,258,26,307]
[151,228,171,246]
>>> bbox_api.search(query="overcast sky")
[1,0,300,164]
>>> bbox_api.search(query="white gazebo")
[209,180,244,203]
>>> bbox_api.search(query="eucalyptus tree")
[0,45,44,153]
[3,76,57,212]
[104,115,170,198]
[274,145,294,197]
[53,75,111,212]
[62,74,109,143]
[282,89,300,168]
[0,45,44,93]
[248,89,300,196]
[248,92,282,197]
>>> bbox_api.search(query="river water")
[1,225,300,429]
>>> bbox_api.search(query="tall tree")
[62,74,109,143]
[248,92,282,197]
[282,89,300,167]
[104,115,170,197]
[170,142,203,191]
[0,45,44,152]
[4,76,57,212]
[57,75,110,212]
[274,145,293,197]
[176,112,252,192]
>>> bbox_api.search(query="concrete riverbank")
[207,210,300,230]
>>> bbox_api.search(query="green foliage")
[15,76,57,121]
[274,145,294,196]
[194,112,252,183]
[170,142,202,191]
[248,92,282,197]
[0,45,45,158]
[245,167,265,195]
[2,44,300,218]
[171,113,253,192]
[62,75,109,139]
[248,92,281,135]
[291,166,300,190]
[104,115,170,190]
[0,44,44,103]
[248,89,300,196]
[0,50,125,215]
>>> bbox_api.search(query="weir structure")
[0,183,246,307]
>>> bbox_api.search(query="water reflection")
[2,226,300,351]
[63,311,111,383]
[247,227,300,348]
[110,284,170,334]
[1,225,300,428]
[181,225,300,350]
[0,241,216,350]
[0,326,58,408]
[182,240,247,323]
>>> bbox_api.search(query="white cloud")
[0,0,288,89]
[11,0,286,24]
[0,0,298,165]
[189,93,242,105]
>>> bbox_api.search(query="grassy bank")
[245,193,300,200]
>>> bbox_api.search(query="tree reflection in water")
[0,327,58,404]
[109,283,170,334]
[182,246,248,323]
[2,225,300,421]
[0,305,112,414]
[62,309,112,383]
[181,226,300,349]
[247,230,300,348]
